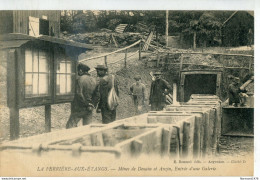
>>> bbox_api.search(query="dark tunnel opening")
[184,74,217,102]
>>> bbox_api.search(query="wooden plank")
[131,140,143,156]
[142,31,153,51]
[111,34,118,47]
[169,127,180,157]
[91,132,104,146]
[45,105,51,132]
[203,113,210,156]
[104,56,107,67]
[79,40,141,62]
[193,116,201,158]
[124,49,127,67]
[161,128,171,155]
[156,51,160,67]
[139,41,142,60]
[182,121,190,157]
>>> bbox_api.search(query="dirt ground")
[217,136,254,157]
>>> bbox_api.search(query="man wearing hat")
[66,63,100,128]
[95,65,119,124]
[149,71,171,111]
[130,75,146,115]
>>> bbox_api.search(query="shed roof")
[0,33,93,50]
[222,11,254,26]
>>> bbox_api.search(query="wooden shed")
[0,10,93,140]
[221,11,254,47]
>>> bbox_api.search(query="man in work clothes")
[130,75,146,115]
[96,65,119,124]
[228,77,246,107]
[149,71,171,111]
[66,63,99,129]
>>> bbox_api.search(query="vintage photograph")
[0,8,256,177]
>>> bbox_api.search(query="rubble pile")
[61,32,146,47]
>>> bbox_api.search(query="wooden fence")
[78,39,143,72]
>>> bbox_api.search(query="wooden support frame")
[179,70,222,102]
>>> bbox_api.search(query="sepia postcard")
[0,0,259,178]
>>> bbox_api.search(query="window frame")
[17,42,77,108]
[18,42,53,108]
[53,46,77,103]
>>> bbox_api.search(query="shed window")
[25,49,50,97]
[56,55,75,95]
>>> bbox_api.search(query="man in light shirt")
[130,75,146,115]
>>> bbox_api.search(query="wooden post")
[172,83,177,105]
[165,10,169,47]
[157,51,160,67]
[10,107,20,140]
[124,49,127,68]
[249,57,252,74]
[193,32,196,50]
[182,122,190,157]
[179,53,183,72]
[193,116,201,158]
[139,41,142,60]
[104,56,108,67]
[45,105,51,132]
[7,49,20,140]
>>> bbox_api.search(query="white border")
[0,0,259,179]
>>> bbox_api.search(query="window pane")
[25,50,33,72]
[58,61,66,73]
[57,74,66,94]
[33,74,38,95]
[25,73,33,96]
[39,74,48,94]
[33,51,38,72]
[66,62,71,73]
[39,51,48,72]
[66,75,72,93]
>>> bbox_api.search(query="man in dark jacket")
[66,63,99,129]
[228,77,246,107]
[95,65,119,124]
[149,71,171,111]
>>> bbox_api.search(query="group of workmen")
[66,63,172,129]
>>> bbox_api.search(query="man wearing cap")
[228,76,246,107]
[95,65,119,124]
[130,75,146,115]
[149,71,171,111]
[66,63,100,128]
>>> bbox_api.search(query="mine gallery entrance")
[180,71,222,102]
[184,74,217,102]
